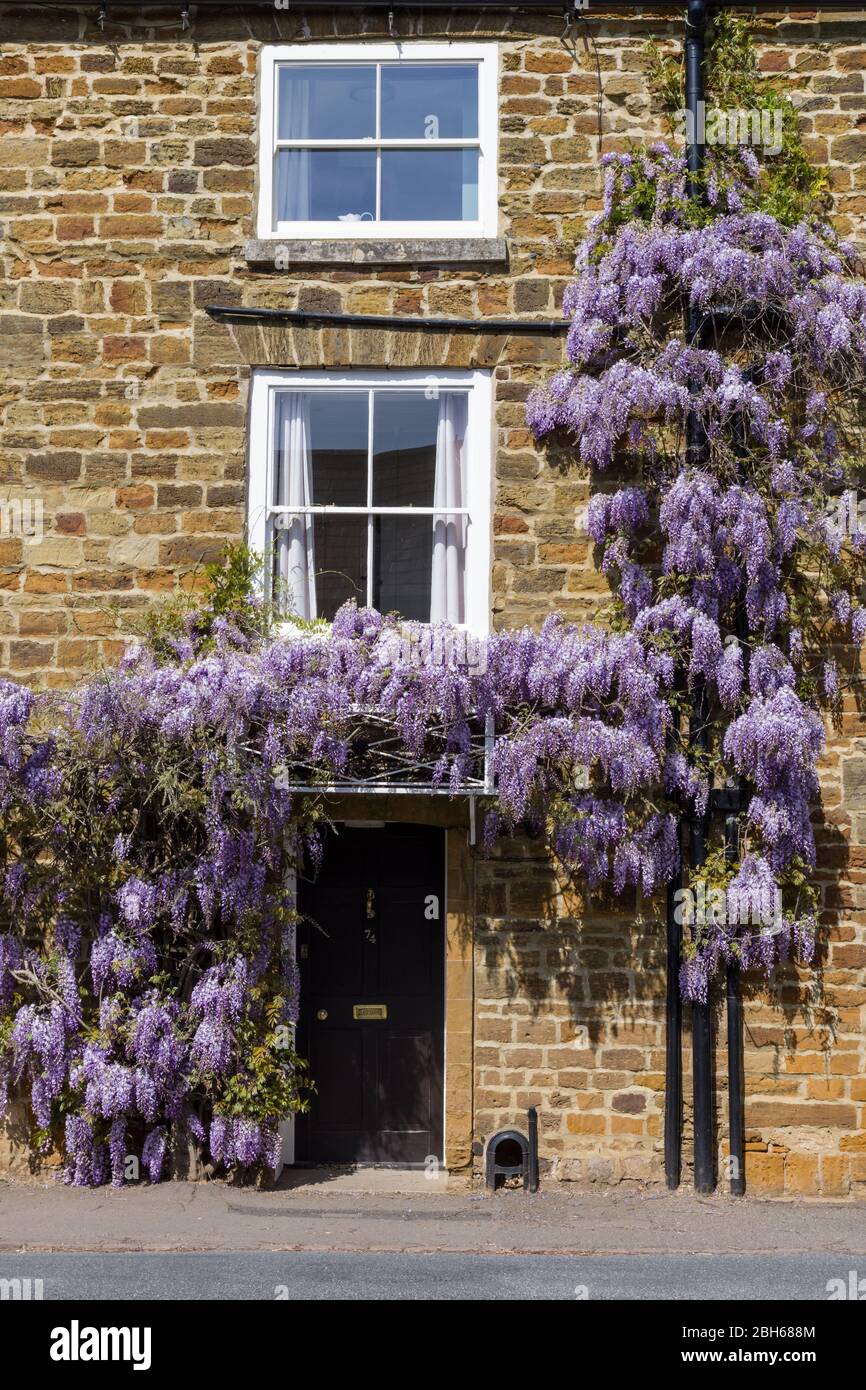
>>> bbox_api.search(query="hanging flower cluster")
[528,142,866,1000]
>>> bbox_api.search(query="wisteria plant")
[527,16,866,999]
[0,572,683,1185]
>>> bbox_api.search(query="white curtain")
[430,393,468,624]
[277,74,311,222]
[275,393,317,621]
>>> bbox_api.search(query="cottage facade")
[2,0,866,1194]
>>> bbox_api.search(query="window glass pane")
[307,392,368,506]
[277,65,375,140]
[380,65,478,139]
[312,515,369,619]
[374,515,432,622]
[275,149,376,223]
[372,392,439,507]
[380,149,478,222]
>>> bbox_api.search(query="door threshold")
[292,1161,434,1171]
[279,1165,470,1195]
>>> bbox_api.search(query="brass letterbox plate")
[353,1004,387,1020]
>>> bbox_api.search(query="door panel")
[313,1030,365,1131]
[379,1032,435,1133]
[379,915,432,996]
[296,824,445,1165]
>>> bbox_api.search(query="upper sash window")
[257,44,498,239]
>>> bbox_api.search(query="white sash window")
[257,43,498,239]
[248,370,492,634]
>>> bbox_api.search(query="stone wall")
[1,3,865,1193]
[2,4,864,682]
[474,839,668,1185]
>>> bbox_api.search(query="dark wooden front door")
[296,824,445,1165]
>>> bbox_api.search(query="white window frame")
[248,368,493,637]
[257,42,499,240]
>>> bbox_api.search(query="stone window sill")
[244,238,509,269]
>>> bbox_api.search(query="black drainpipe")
[664,862,683,1189]
[683,0,716,1198]
[724,789,746,1195]
[720,391,753,1198]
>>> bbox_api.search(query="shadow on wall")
[471,815,849,1030]
[473,833,666,1036]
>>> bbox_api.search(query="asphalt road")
[1,1251,862,1300]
